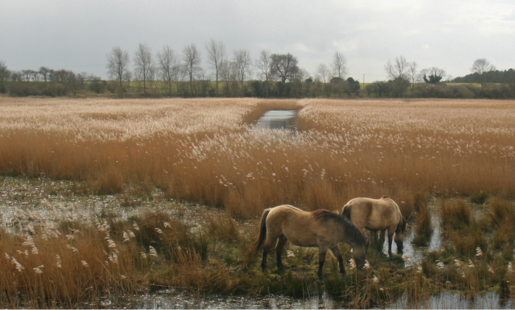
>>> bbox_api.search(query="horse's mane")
[312,210,367,245]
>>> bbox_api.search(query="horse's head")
[352,242,367,269]
[394,217,407,255]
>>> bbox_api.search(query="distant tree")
[420,67,446,84]
[106,47,131,91]
[330,76,345,97]
[22,70,39,81]
[233,48,252,96]
[385,56,410,80]
[183,43,202,96]
[316,63,331,83]
[346,77,360,95]
[205,39,226,96]
[270,53,299,83]
[157,45,179,95]
[77,72,88,86]
[389,77,410,97]
[0,61,10,93]
[406,61,418,86]
[134,43,154,94]
[39,66,52,83]
[471,58,496,86]
[332,51,347,79]
[10,71,23,82]
[255,50,272,97]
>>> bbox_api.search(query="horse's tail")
[253,209,270,253]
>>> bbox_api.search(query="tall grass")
[0,97,514,220]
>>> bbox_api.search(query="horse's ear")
[381,195,389,199]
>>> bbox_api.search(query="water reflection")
[105,289,511,309]
[388,292,512,309]
[382,209,443,266]
[109,289,336,309]
[255,110,297,130]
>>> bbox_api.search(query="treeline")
[0,62,107,97]
[452,68,515,84]
[1,43,514,99]
[366,78,515,99]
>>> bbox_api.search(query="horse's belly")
[283,232,318,248]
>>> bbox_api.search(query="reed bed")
[1,97,515,307]
[1,97,514,218]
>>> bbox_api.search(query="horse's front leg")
[387,231,394,257]
[330,246,345,276]
[318,250,327,280]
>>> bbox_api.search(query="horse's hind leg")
[261,248,268,272]
[318,250,327,280]
[276,235,288,271]
[330,246,345,276]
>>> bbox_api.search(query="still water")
[254,110,297,130]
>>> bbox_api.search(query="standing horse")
[254,204,368,279]
[342,196,406,257]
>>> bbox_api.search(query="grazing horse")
[342,196,406,257]
[254,204,368,279]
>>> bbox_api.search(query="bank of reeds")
[1,98,514,219]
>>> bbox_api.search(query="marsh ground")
[1,97,515,308]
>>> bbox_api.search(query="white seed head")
[149,246,158,257]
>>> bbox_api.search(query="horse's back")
[265,205,335,247]
[266,204,312,228]
[343,197,402,230]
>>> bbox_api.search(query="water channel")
[254,110,298,130]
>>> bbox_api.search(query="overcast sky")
[1,0,514,82]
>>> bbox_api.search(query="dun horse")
[254,205,368,279]
[342,196,406,257]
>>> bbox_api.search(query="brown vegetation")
[1,97,515,307]
[1,98,514,219]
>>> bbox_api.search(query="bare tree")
[332,51,347,79]
[316,63,331,83]
[157,45,179,95]
[233,48,251,95]
[106,47,131,90]
[205,39,226,96]
[255,50,272,97]
[406,61,418,86]
[220,60,238,96]
[134,43,154,94]
[270,53,299,83]
[471,58,496,86]
[183,43,202,96]
[39,66,52,83]
[385,56,410,80]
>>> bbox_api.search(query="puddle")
[254,110,297,130]
[92,289,511,309]
[381,209,443,266]
[388,292,512,309]
[89,289,336,309]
